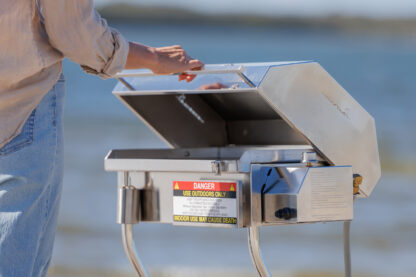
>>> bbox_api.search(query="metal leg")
[343,221,352,277]
[248,226,272,277]
[121,224,150,277]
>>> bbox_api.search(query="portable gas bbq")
[104,62,381,277]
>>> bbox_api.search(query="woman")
[0,1,203,276]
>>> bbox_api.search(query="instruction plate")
[173,181,241,227]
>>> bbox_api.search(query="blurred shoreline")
[98,4,416,35]
[379,153,416,176]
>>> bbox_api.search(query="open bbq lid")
[113,62,380,197]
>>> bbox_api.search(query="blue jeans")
[0,75,65,277]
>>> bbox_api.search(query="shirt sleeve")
[40,0,129,79]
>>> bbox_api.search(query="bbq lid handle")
[116,65,255,90]
[115,66,245,77]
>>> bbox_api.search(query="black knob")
[275,207,297,220]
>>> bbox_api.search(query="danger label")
[174,181,236,192]
[173,181,238,226]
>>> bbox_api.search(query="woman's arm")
[41,0,203,81]
[126,42,204,82]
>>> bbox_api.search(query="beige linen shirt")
[0,0,129,149]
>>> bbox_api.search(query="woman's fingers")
[150,45,203,81]
[199,83,228,90]
[177,59,204,82]
[188,59,204,70]
[157,45,182,50]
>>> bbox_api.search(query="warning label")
[173,181,238,226]
[174,181,236,192]
[174,190,236,198]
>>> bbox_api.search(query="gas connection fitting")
[353,174,363,195]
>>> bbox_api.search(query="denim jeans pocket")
[0,109,36,156]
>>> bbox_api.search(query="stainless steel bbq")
[104,62,381,277]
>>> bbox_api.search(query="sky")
[95,0,416,18]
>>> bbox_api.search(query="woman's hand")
[125,42,204,82]
[199,83,228,90]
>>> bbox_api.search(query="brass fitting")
[353,174,363,195]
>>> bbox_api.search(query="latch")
[211,160,225,175]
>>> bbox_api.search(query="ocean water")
[48,23,416,277]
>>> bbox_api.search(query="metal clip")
[211,160,224,175]
[301,152,317,167]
